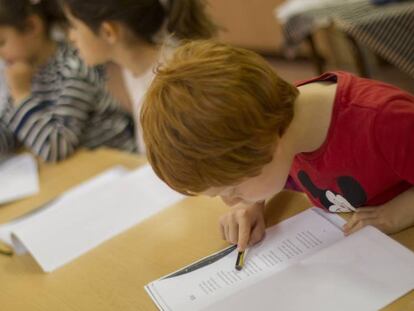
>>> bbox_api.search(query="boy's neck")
[283,81,337,156]
[114,42,159,77]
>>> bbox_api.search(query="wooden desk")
[0,149,413,311]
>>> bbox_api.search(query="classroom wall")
[207,0,286,53]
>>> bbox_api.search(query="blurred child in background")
[0,0,136,162]
[62,0,218,152]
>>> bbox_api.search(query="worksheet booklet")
[146,208,414,311]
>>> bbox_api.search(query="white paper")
[0,153,39,204]
[0,165,128,252]
[146,209,414,311]
[207,226,414,311]
[0,164,183,272]
[145,209,346,310]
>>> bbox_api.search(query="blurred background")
[207,0,414,92]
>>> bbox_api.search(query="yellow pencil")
[235,251,245,271]
[0,241,13,256]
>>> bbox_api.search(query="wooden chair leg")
[346,34,371,78]
[306,35,325,75]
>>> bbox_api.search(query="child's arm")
[344,187,414,235]
[0,119,17,154]
[4,74,96,162]
[0,63,22,155]
[347,97,414,235]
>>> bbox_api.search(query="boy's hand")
[219,202,266,251]
[343,197,414,235]
[5,62,34,103]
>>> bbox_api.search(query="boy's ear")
[99,21,120,45]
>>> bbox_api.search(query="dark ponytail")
[63,0,218,43]
[0,0,65,32]
[167,0,218,40]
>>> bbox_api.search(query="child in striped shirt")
[0,0,136,162]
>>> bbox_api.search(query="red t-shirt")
[290,71,414,213]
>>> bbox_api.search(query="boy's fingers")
[344,211,374,231]
[219,214,232,242]
[228,221,239,245]
[355,207,377,213]
[345,218,377,235]
[220,221,229,242]
[345,220,364,235]
[344,214,379,235]
[219,222,226,240]
[225,224,231,242]
[343,215,357,231]
[249,223,265,246]
[237,216,251,251]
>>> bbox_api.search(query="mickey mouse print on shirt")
[290,71,414,215]
[297,171,367,213]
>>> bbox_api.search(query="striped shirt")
[0,43,137,162]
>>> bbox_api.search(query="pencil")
[0,241,13,256]
[235,251,245,271]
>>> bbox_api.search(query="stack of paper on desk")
[0,164,183,272]
[0,153,39,204]
[146,208,414,311]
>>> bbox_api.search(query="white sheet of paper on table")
[0,165,128,252]
[0,164,183,272]
[0,153,39,205]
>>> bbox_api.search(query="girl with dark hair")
[0,0,136,162]
[62,0,218,152]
